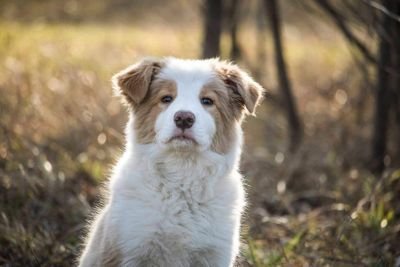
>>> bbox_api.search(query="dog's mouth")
[168,132,197,144]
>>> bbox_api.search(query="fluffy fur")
[78,57,264,267]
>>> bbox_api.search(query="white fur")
[79,58,246,267]
[156,58,217,151]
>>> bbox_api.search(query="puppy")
[79,57,264,267]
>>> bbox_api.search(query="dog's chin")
[162,134,198,151]
[169,136,195,147]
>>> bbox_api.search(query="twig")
[361,0,400,23]
[312,0,376,64]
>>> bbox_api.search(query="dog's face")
[113,58,264,154]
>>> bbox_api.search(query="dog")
[78,57,264,267]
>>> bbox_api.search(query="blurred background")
[0,0,399,266]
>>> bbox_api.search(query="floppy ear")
[112,58,163,107]
[216,62,264,115]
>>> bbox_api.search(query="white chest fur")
[105,145,245,266]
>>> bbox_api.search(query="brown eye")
[161,95,173,103]
[201,97,214,106]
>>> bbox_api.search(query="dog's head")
[112,57,264,154]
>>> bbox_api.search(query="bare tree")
[226,0,241,60]
[202,0,223,58]
[313,0,376,64]
[371,7,391,173]
[253,0,268,81]
[309,0,400,173]
[371,0,400,172]
[389,1,400,163]
[264,0,302,152]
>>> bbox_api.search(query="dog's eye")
[200,97,214,106]
[161,95,173,104]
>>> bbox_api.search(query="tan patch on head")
[112,58,164,108]
[134,79,177,144]
[214,61,264,115]
[200,79,242,154]
[203,60,265,154]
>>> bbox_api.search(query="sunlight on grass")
[244,230,307,267]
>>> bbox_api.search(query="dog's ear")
[112,58,163,107]
[216,62,264,115]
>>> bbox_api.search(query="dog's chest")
[114,160,226,249]
[158,178,215,223]
[149,163,220,234]
[154,158,218,203]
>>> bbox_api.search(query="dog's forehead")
[158,58,217,92]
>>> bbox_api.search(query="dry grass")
[0,15,399,267]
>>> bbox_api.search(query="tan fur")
[200,79,242,154]
[134,79,177,144]
[214,61,264,115]
[112,58,164,108]
[101,249,122,267]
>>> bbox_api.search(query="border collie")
[79,57,264,267]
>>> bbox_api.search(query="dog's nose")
[174,111,195,130]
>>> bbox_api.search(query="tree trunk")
[227,0,241,61]
[202,0,223,58]
[371,0,395,173]
[265,0,302,152]
[253,0,268,81]
[391,2,400,163]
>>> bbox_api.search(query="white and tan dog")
[79,57,264,267]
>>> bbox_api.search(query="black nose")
[174,111,195,130]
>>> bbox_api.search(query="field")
[0,2,399,266]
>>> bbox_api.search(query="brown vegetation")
[0,0,399,266]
